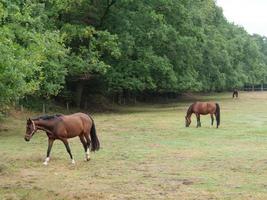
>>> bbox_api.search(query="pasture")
[1,92,267,200]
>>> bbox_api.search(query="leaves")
[1,0,267,110]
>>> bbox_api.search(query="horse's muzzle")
[24,136,30,142]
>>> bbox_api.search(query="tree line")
[1,0,267,111]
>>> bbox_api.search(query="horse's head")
[25,118,36,141]
[185,116,191,127]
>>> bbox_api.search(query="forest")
[1,0,267,111]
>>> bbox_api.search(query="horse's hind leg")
[61,139,75,164]
[84,132,91,160]
[196,114,201,127]
[211,114,214,126]
[79,135,90,161]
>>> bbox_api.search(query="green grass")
[1,92,267,199]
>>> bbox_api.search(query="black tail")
[215,103,220,128]
[89,116,100,151]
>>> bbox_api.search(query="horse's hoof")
[71,159,75,164]
[43,162,48,165]
[84,157,90,161]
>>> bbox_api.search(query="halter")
[28,119,37,137]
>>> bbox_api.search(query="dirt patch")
[0,163,9,175]
[0,126,8,132]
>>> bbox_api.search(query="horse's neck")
[186,112,192,119]
[186,105,193,118]
[34,120,55,134]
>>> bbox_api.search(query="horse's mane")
[186,103,195,116]
[32,114,63,121]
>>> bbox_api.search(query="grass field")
[1,92,267,200]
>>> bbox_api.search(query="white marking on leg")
[84,151,88,161]
[71,159,75,164]
[86,148,90,160]
[43,157,50,165]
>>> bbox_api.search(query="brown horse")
[185,102,220,128]
[24,113,100,165]
[232,89,238,98]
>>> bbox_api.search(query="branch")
[98,0,116,28]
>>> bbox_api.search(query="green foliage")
[62,24,120,76]
[1,0,267,110]
[102,0,267,93]
[0,0,68,110]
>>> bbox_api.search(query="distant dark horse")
[185,102,220,128]
[25,113,100,165]
[232,89,238,98]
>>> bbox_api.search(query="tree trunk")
[112,95,115,104]
[75,81,84,108]
[20,105,24,112]
[84,97,88,109]
[42,103,46,114]
[118,93,121,104]
[66,102,69,111]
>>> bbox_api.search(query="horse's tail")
[215,103,220,128]
[89,116,100,151]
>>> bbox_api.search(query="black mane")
[32,114,63,121]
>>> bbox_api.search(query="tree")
[0,1,68,112]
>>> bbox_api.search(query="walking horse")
[25,113,100,165]
[185,102,220,128]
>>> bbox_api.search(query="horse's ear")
[27,118,31,124]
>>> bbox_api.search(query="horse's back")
[68,112,90,120]
[60,113,92,136]
[193,102,216,114]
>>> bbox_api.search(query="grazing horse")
[232,89,238,98]
[24,113,100,165]
[185,102,220,128]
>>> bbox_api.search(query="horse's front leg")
[61,139,75,164]
[43,138,54,165]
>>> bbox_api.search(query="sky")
[216,0,267,36]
